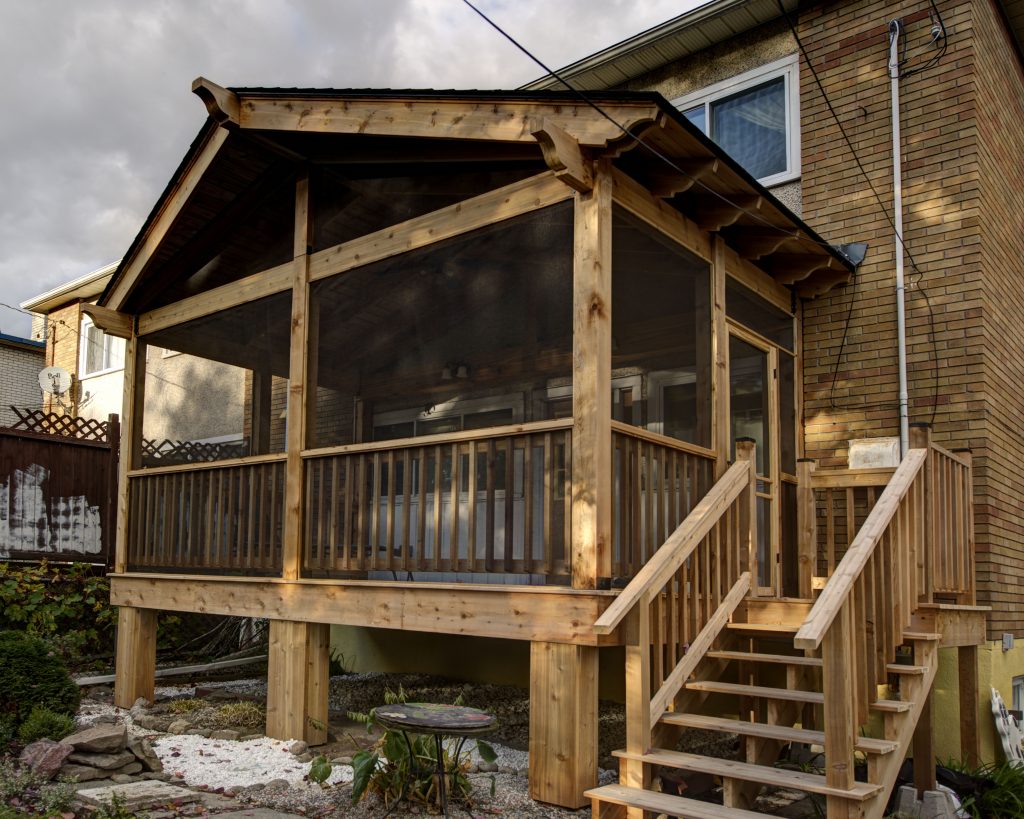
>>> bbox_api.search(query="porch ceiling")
[101,86,852,315]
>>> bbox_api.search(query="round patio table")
[373,702,497,817]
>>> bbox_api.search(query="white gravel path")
[151,735,354,790]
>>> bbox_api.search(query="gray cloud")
[0,0,695,336]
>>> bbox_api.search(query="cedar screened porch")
[89,83,980,813]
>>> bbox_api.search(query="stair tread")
[727,622,800,633]
[659,713,898,754]
[707,650,822,667]
[586,784,774,818]
[873,699,913,712]
[612,749,882,800]
[685,680,824,704]
[903,631,941,641]
[887,663,929,675]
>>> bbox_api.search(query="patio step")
[586,783,774,818]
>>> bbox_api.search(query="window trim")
[670,54,801,188]
[79,314,125,379]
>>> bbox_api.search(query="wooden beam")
[113,607,157,708]
[80,304,133,339]
[712,237,729,476]
[309,171,572,282]
[913,688,936,794]
[237,94,660,147]
[796,268,853,299]
[729,227,798,260]
[610,167,711,262]
[722,244,792,313]
[692,194,762,232]
[768,254,834,285]
[266,620,329,743]
[572,160,613,589]
[192,77,240,128]
[958,645,980,767]
[109,575,620,645]
[797,459,816,599]
[114,336,145,574]
[282,173,312,581]
[646,158,719,198]
[529,642,598,808]
[105,127,230,311]
[533,118,593,193]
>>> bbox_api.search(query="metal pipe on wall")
[889,19,910,457]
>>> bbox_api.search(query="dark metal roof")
[0,332,45,350]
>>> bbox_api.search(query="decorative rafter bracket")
[192,77,240,129]
[532,118,593,193]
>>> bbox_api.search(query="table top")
[373,702,497,736]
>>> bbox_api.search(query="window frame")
[79,314,126,379]
[671,54,801,187]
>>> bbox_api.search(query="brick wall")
[43,302,83,415]
[797,0,1024,636]
[0,339,45,426]
[971,0,1024,637]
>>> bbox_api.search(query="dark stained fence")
[0,408,119,566]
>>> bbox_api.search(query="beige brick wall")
[0,339,45,426]
[43,302,83,415]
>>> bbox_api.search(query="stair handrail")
[594,456,753,636]
[794,448,927,651]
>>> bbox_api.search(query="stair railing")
[594,440,757,796]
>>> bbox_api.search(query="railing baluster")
[386,449,396,571]
[402,449,412,573]
[449,442,460,571]
[504,438,515,573]
[523,437,533,575]
[371,452,382,572]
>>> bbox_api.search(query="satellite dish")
[38,367,72,396]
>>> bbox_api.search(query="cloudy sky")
[0,0,707,337]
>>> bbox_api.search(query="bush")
[0,631,80,737]
[16,704,76,744]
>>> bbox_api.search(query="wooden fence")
[0,408,119,565]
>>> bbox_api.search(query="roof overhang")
[521,0,798,92]
[21,260,119,315]
[101,84,852,313]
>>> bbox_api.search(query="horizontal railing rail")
[301,421,572,577]
[127,457,286,574]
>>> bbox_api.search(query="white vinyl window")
[1013,676,1024,713]
[80,315,125,377]
[672,55,801,187]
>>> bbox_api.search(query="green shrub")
[945,758,1024,818]
[16,704,76,743]
[0,631,80,735]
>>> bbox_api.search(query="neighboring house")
[526,0,1024,780]
[22,263,250,462]
[0,332,45,427]
[85,54,989,813]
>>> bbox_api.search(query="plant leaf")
[351,751,379,804]
[476,740,497,764]
[308,754,332,785]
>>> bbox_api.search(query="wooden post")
[283,172,312,581]
[823,605,856,818]
[114,334,145,574]
[910,423,933,603]
[913,688,936,794]
[571,160,612,589]
[712,237,729,478]
[113,607,157,708]
[955,449,976,605]
[958,645,980,767]
[735,439,758,592]
[528,641,598,808]
[621,599,651,819]
[266,620,330,744]
[106,413,121,572]
[797,458,816,599]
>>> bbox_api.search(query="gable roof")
[100,85,853,313]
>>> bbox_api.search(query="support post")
[797,458,816,599]
[283,172,312,581]
[712,237,729,478]
[113,607,157,708]
[823,605,856,818]
[913,687,936,794]
[571,159,612,588]
[735,439,758,593]
[114,334,144,574]
[528,641,598,808]
[958,645,980,767]
[266,620,330,744]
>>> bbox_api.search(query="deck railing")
[794,427,975,799]
[611,422,717,579]
[127,454,286,574]
[301,420,573,577]
[594,441,756,797]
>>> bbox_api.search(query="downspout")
[888,19,910,456]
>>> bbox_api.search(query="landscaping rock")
[59,762,106,782]
[133,697,153,710]
[331,755,353,765]
[143,771,172,782]
[113,761,143,776]
[86,685,113,700]
[188,728,213,738]
[128,736,164,772]
[62,723,127,753]
[68,750,136,770]
[288,740,309,755]
[168,719,192,734]
[20,739,74,781]
[110,773,139,784]
[265,778,289,791]
[76,780,200,811]
[240,733,263,740]
[295,751,313,763]
[210,729,241,740]
[479,761,499,772]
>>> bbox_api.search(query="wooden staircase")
[587,433,976,818]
